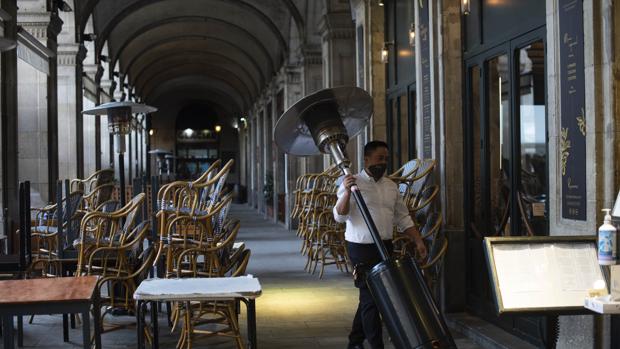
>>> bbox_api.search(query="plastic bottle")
[598,208,617,265]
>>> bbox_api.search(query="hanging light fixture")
[408,23,416,47]
[381,42,393,64]
[461,0,471,15]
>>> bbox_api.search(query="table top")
[0,276,98,305]
[134,276,262,301]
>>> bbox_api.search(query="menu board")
[484,236,605,314]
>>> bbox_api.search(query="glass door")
[464,29,549,347]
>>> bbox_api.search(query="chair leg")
[17,316,23,347]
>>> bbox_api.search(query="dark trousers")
[346,240,393,349]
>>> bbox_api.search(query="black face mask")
[367,164,387,181]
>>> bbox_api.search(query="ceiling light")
[215,125,222,133]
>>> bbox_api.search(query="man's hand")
[343,174,356,193]
[335,175,356,216]
[414,237,428,261]
[403,225,427,261]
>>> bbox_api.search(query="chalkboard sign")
[559,0,587,220]
[484,236,605,314]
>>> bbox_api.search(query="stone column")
[83,63,101,170]
[283,65,303,229]
[320,5,357,169]
[17,9,63,201]
[300,47,324,173]
[249,115,256,207]
[436,0,466,313]
[546,0,617,346]
[367,1,387,142]
[1,0,19,241]
[57,43,86,179]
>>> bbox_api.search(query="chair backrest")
[120,194,146,242]
[96,200,121,213]
[59,191,84,247]
[229,249,251,277]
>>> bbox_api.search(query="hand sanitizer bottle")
[598,208,617,265]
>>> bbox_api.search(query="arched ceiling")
[74,0,307,117]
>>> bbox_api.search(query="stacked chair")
[154,159,251,349]
[292,165,349,278]
[70,168,115,211]
[389,159,446,297]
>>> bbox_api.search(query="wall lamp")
[381,41,394,64]
[461,0,470,15]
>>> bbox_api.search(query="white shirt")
[333,170,414,244]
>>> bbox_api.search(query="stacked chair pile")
[22,159,249,349]
[388,159,445,297]
[291,165,349,279]
[155,159,251,349]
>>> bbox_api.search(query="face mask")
[367,164,387,180]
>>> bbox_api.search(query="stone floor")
[7,204,480,348]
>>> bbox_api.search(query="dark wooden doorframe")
[463,26,550,347]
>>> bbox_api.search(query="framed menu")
[484,236,605,314]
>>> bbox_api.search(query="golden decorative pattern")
[576,108,586,136]
[560,127,571,176]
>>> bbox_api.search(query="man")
[333,141,427,349]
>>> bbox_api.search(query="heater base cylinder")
[366,257,456,349]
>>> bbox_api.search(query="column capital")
[299,45,322,66]
[319,11,355,41]
[57,43,86,66]
[17,11,63,43]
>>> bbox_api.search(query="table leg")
[150,301,159,349]
[62,314,69,342]
[93,290,102,349]
[247,299,256,349]
[16,316,22,347]
[82,310,90,349]
[3,315,13,349]
[137,301,144,349]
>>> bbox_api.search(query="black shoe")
[347,344,364,349]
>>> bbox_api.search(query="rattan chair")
[83,221,151,332]
[30,190,84,276]
[75,193,145,275]
[177,248,252,349]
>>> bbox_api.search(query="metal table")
[134,276,262,349]
[0,276,101,349]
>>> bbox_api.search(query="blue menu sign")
[559,0,586,220]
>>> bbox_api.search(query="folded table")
[133,276,262,349]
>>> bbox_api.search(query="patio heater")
[83,101,157,207]
[274,87,456,349]
[148,149,172,176]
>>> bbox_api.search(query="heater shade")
[82,101,157,115]
[274,86,373,156]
